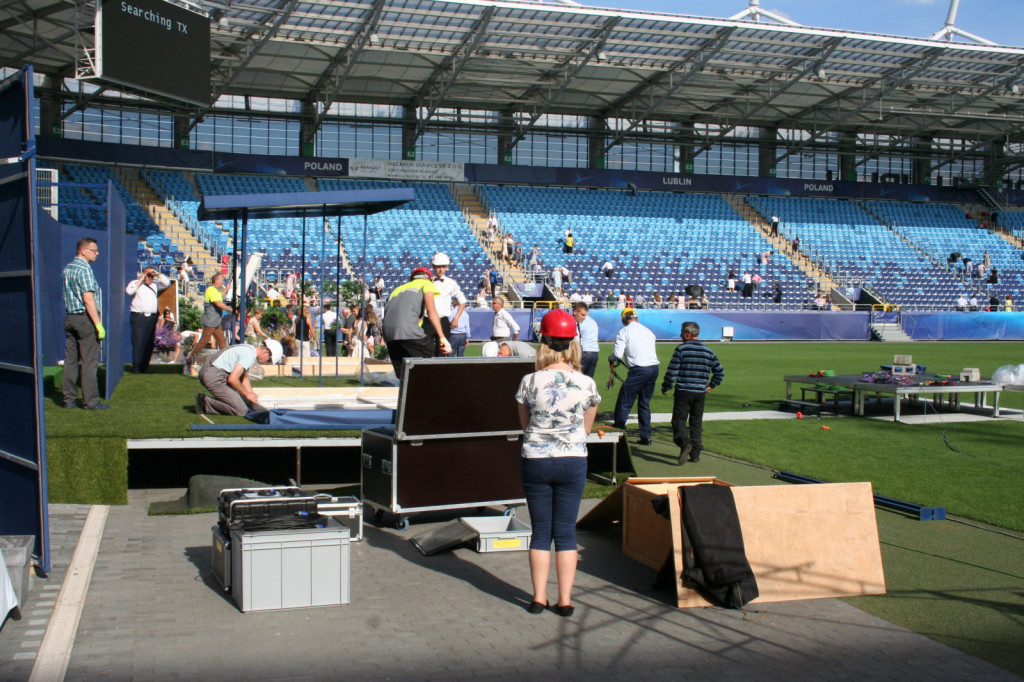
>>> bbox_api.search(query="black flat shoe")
[528,601,549,614]
[554,604,575,617]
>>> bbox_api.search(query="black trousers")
[130,312,159,373]
[671,390,707,456]
[424,316,452,356]
[580,351,599,378]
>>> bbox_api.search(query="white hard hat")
[263,339,283,365]
[481,341,499,358]
[431,252,451,267]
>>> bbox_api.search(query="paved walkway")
[1,489,1018,681]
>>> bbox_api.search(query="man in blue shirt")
[608,308,659,445]
[573,302,600,378]
[660,321,724,464]
[62,237,108,410]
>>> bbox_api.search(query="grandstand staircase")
[725,194,840,294]
[870,321,913,343]
[116,167,220,280]
[450,183,527,294]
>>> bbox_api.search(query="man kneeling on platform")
[481,340,536,358]
[195,339,283,416]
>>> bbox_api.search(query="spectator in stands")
[184,273,231,372]
[988,267,999,286]
[504,233,515,264]
[177,263,190,294]
[773,281,783,304]
[674,293,686,310]
[969,294,979,311]
[770,214,779,236]
[955,294,969,311]
[476,287,488,308]
[563,230,575,254]
[490,296,520,341]
[514,241,524,265]
[552,265,563,292]
[791,236,800,254]
[760,250,772,265]
[741,272,753,298]
[373,275,385,301]
[988,294,1000,311]
[1005,295,1014,312]
[265,283,283,304]
[813,292,829,310]
[489,267,501,298]
[652,292,664,308]
[529,244,541,271]
[752,272,762,293]
[581,290,594,305]
[726,270,736,292]
[600,260,616,278]
[295,305,317,357]
[284,271,299,301]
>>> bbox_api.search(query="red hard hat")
[539,309,576,339]
[411,267,433,279]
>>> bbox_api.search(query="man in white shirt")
[607,308,660,445]
[320,303,338,356]
[490,296,520,341]
[573,302,600,378]
[125,267,172,373]
[429,252,468,356]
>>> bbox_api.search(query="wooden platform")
[255,386,399,410]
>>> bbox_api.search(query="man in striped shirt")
[660,321,724,465]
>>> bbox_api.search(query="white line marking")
[28,505,109,682]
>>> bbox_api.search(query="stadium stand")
[479,185,817,308]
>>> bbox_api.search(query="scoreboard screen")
[96,0,211,106]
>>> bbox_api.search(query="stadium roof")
[4,0,1024,154]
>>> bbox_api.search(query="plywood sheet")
[253,386,399,411]
[667,482,885,607]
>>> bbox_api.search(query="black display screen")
[96,0,210,105]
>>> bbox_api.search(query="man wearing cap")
[125,266,172,374]
[382,267,451,378]
[661,321,724,464]
[490,296,520,341]
[482,340,536,358]
[573,302,600,378]
[428,252,467,357]
[607,308,659,445]
[194,339,283,416]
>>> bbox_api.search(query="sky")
[581,0,1024,48]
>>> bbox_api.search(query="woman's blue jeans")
[521,456,587,552]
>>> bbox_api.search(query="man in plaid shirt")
[62,237,108,410]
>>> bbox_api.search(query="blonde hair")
[535,339,581,371]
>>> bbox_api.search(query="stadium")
[1,0,1023,679]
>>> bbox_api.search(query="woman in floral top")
[515,309,601,617]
